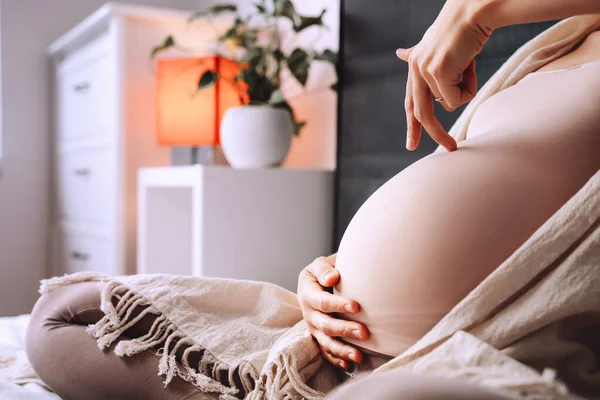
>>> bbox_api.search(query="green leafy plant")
[151,0,339,136]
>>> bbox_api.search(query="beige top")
[334,58,600,357]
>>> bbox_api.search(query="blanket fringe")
[86,280,250,399]
[39,271,106,295]
[247,351,325,400]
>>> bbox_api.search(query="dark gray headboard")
[334,0,557,246]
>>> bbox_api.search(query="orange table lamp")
[156,56,245,153]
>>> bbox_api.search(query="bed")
[0,315,60,399]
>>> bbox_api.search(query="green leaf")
[330,81,339,91]
[276,0,299,25]
[211,4,237,13]
[314,49,338,65]
[238,68,253,83]
[197,70,218,91]
[267,90,285,105]
[271,98,305,136]
[238,68,276,103]
[293,121,307,136]
[241,29,260,48]
[150,35,175,59]
[218,26,239,42]
[273,49,285,63]
[255,2,267,13]
[188,4,237,22]
[217,18,256,46]
[293,9,326,32]
[272,0,286,12]
[241,47,263,64]
[286,48,310,86]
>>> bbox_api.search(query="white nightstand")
[138,166,334,292]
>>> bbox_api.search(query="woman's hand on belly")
[297,254,369,370]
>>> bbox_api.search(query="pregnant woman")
[26,0,600,399]
[297,0,600,384]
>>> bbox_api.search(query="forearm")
[473,0,600,31]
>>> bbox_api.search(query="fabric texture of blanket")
[2,13,600,400]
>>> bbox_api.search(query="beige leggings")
[26,281,513,400]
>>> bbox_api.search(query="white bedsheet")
[0,315,60,399]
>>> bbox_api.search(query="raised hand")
[396,0,489,152]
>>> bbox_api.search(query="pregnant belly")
[334,131,599,357]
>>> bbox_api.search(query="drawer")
[57,229,113,276]
[56,146,117,225]
[56,34,113,142]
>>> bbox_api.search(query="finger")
[421,67,455,112]
[307,257,339,287]
[297,264,337,295]
[395,46,414,62]
[404,73,422,151]
[311,329,349,370]
[302,288,359,314]
[326,253,337,265]
[412,71,457,152]
[297,269,330,296]
[320,346,348,370]
[312,329,364,364]
[309,310,368,340]
[437,59,477,110]
[460,59,477,101]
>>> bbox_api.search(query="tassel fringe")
[247,349,325,400]
[85,279,252,398]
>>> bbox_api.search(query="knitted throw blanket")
[6,14,600,400]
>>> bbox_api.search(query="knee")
[25,282,103,368]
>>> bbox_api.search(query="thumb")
[395,46,414,62]
[460,58,478,102]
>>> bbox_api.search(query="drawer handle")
[70,251,89,261]
[73,82,90,93]
[73,168,91,176]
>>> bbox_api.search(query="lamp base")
[171,146,229,166]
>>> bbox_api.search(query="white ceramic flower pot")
[220,105,293,169]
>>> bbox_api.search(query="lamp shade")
[156,56,244,146]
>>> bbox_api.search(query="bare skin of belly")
[333,30,600,359]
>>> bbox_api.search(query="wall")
[0,0,205,317]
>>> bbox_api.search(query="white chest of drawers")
[48,3,215,276]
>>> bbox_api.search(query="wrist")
[465,0,504,35]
